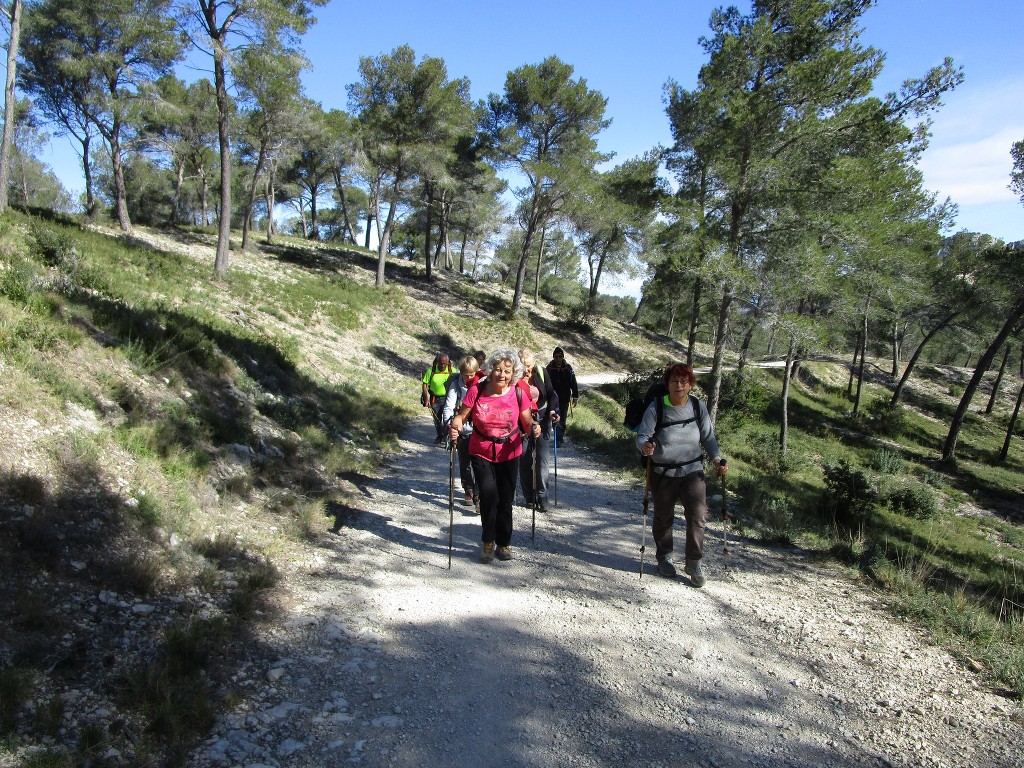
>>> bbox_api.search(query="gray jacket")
[634,396,720,478]
[442,375,475,438]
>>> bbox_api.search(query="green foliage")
[554,301,596,333]
[720,370,771,417]
[821,459,875,529]
[870,447,904,474]
[866,395,910,438]
[886,481,940,520]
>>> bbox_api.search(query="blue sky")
[39,0,1024,245]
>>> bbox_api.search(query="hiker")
[518,349,560,512]
[546,346,578,448]
[442,355,481,513]
[422,353,455,445]
[472,349,488,382]
[635,362,727,588]
[448,347,541,563]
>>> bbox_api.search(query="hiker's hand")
[531,422,541,438]
[572,398,578,407]
[641,442,655,457]
[420,393,428,407]
[715,458,728,475]
[551,413,560,425]
[450,418,462,439]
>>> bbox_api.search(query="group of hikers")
[419,348,727,586]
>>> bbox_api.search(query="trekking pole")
[640,454,652,580]
[531,434,539,544]
[552,426,558,507]
[720,459,729,557]
[446,436,454,569]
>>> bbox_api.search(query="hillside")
[1,216,1022,767]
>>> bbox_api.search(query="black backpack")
[623,382,667,432]
[626,385,707,468]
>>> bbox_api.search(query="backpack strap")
[649,394,706,469]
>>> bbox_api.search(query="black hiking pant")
[471,455,519,547]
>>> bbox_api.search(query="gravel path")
[188,414,1023,768]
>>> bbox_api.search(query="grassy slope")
[1,211,1022,765]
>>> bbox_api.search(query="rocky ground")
[185,413,1023,768]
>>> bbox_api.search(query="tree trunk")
[999,378,1024,463]
[686,278,702,367]
[533,223,547,304]
[737,321,756,374]
[109,119,132,233]
[707,283,735,424]
[375,176,402,288]
[81,133,97,218]
[891,320,902,379]
[457,229,468,274]
[942,297,1024,460]
[985,344,1011,415]
[423,183,434,279]
[511,189,543,315]
[847,330,861,399]
[853,307,868,416]
[0,0,22,213]
[779,332,798,456]
[264,176,275,245]
[241,141,268,251]
[890,314,956,407]
[212,43,232,275]
[630,290,645,325]
[333,172,356,244]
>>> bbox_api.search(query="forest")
[0,1,1021,448]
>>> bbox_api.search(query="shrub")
[720,370,771,416]
[870,447,904,475]
[887,482,940,520]
[866,395,909,438]
[29,221,75,269]
[821,459,875,529]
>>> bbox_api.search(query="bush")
[866,395,909,438]
[870,447,904,475]
[29,220,76,269]
[720,370,771,416]
[822,459,875,529]
[887,482,940,520]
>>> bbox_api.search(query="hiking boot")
[479,542,495,563]
[473,496,480,515]
[538,498,549,513]
[496,546,513,561]
[685,561,706,588]
[656,555,677,579]
[463,491,473,506]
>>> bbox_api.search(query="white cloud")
[919,79,1024,206]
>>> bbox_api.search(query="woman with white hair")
[449,348,542,563]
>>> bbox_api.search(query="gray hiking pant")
[651,471,708,563]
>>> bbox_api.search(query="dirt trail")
[188,415,1022,768]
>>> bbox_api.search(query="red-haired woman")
[636,363,727,587]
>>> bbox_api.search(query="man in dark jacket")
[545,347,578,448]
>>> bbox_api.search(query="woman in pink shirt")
[449,348,541,563]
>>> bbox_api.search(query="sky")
[38,0,1024,254]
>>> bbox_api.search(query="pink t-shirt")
[463,383,534,462]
